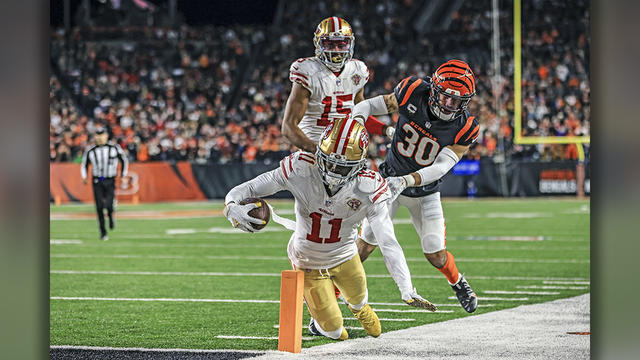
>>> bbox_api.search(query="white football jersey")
[225,151,414,294]
[289,57,369,143]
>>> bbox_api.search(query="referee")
[81,129,129,240]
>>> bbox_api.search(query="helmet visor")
[320,38,351,52]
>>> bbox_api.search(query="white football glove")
[386,173,417,201]
[401,288,437,312]
[222,202,265,233]
[385,125,396,139]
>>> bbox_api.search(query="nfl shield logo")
[336,78,341,86]
[325,199,332,207]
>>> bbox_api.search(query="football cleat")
[451,274,478,313]
[308,318,322,336]
[349,304,381,337]
[100,234,109,241]
[338,328,348,340]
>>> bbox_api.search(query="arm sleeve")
[415,146,459,186]
[225,166,289,205]
[81,148,90,180]
[115,144,129,177]
[351,95,388,124]
[366,201,413,295]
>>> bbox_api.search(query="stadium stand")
[50,0,589,164]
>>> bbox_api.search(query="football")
[239,197,270,230]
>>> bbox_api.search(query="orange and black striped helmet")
[428,59,476,121]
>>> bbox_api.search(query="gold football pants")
[300,255,368,333]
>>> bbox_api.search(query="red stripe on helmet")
[340,119,357,155]
[332,119,348,153]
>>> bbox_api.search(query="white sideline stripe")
[463,212,552,218]
[543,280,590,285]
[371,302,494,308]
[274,324,365,330]
[51,296,279,304]
[372,308,453,313]
[216,335,314,341]
[484,290,560,295]
[344,317,415,322]
[50,240,83,244]
[50,253,588,264]
[517,285,589,290]
[50,345,266,354]
[49,270,589,282]
[448,296,529,301]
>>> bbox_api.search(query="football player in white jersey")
[224,117,435,341]
[281,16,394,153]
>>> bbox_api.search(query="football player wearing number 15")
[224,117,436,341]
[281,16,394,154]
[351,59,481,313]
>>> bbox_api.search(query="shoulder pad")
[350,59,369,81]
[279,151,316,180]
[357,170,390,204]
[289,58,317,90]
[394,76,428,107]
[453,114,480,146]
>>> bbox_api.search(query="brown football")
[239,197,270,230]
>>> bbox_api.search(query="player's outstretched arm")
[366,201,436,311]
[387,144,468,200]
[354,89,395,138]
[351,93,398,125]
[224,168,288,232]
[281,82,316,153]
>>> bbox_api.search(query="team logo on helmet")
[322,121,335,140]
[359,130,369,150]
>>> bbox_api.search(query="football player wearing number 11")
[351,59,481,313]
[224,117,436,341]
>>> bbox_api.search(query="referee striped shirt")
[81,142,129,180]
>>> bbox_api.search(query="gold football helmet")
[316,117,368,189]
[313,17,355,72]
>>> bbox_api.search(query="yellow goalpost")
[512,0,590,197]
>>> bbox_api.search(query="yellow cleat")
[339,328,349,340]
[349,304,381,337]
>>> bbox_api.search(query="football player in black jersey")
[350,59,480,313]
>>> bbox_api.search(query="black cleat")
[308,318,322,336]
[451,274,478,313]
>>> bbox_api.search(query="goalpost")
[512,0,590,197]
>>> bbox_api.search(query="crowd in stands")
[50,0,589,164]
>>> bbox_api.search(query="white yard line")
[517,285,589,290]
[50,240,83,244]
[50,253,588,264]
[215,335,315,341]
[483,290,560,295]
[273,325,365,330]
[372,308,454,313]
[50,296,279,303]
[344,317,415,322]
[50,345,266,354]
[448,296,530,301]
[543,280,590,285]
[49,269,590,282]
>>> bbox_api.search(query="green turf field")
[50,198,590,350]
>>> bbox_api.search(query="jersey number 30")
[396,123,440,166]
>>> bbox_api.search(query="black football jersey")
[379,76,480,197]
